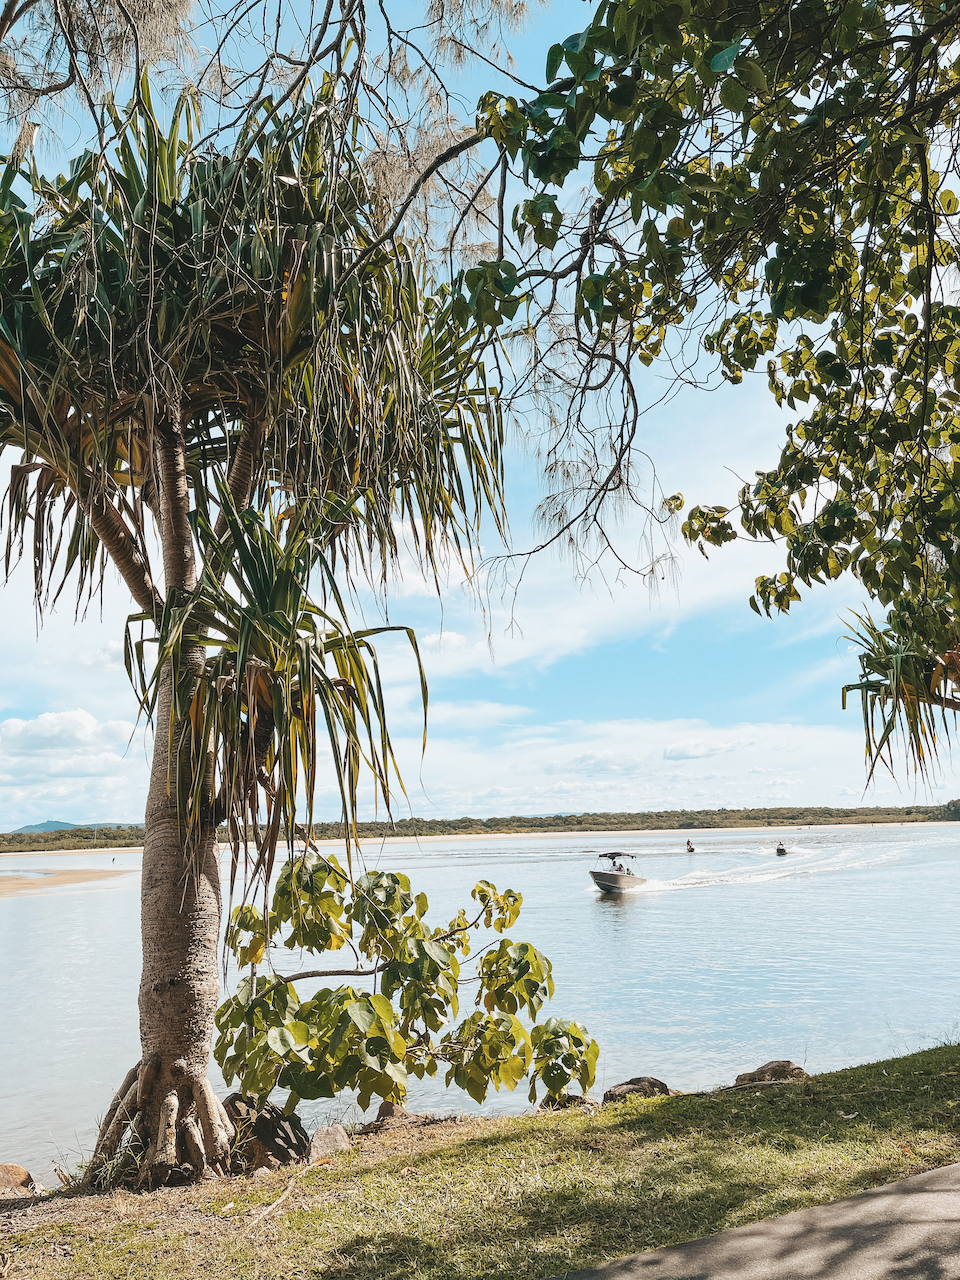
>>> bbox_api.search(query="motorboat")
[590,852,645,892]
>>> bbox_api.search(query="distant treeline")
[307,802,960,839]
[3,803,959,853]
[0,825,147,853]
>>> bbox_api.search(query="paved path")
[552,1163,960,1280]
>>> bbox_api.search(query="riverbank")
[2,1045,958,1280]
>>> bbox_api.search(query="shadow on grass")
[303,1045,960,1280]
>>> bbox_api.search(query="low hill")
[0,825,147,853]
[14,819,80,833]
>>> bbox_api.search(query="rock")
[602,1077,680,1105]
[538,1093,596,1112]
[308,1125,351,1161]
[223,1094,310,1171]
[734,1060,810,1087]
[0,1163,37,1196]
[375,1101,421,1126]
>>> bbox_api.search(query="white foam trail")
[630,844,903,893]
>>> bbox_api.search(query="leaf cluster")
[214,851,598,1111]
[0,80,507,888]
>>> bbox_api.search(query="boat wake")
[629,844,903,893]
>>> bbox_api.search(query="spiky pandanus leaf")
[0,80,505,896]
[126,485,427,902]
[843,611,960,781]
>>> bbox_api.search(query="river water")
[1,823,958,1180]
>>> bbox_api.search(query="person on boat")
[776,841,787,856]
[686,839,695,852]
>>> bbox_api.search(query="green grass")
[6,1045,959,1279]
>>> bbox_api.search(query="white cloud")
[663,737,754,760]
[0,710,148,827]
[349,715,949,822]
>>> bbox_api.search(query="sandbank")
[0,867,133,898]
[0,845,143,858]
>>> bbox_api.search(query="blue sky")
[0,2,956,827]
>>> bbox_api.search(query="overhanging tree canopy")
[461,0,960,768]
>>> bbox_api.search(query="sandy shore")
[0,845,144,858]
[0,867,133,898]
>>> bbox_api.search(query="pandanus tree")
[0,82,598,1187]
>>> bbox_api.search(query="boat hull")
[590,869,645,892]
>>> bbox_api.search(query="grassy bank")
[2,1045,958,1279]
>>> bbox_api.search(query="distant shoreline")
[2,802,957,859]
[2,819,957,860]
[0,820,956,899]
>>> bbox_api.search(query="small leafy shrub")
[215,850,597,1112]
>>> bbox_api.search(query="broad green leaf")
[710,40,741,72]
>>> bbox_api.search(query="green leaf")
[266,1025,298,1055]
[346,999,377,1033]
[719,78,750,114]
[546,43,564,82]
[711,41,741,72]
[562,30,589,54]
[735,59,768,95]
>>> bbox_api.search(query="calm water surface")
[1,825,957,1178]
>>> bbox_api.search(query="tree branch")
[81,490,162,617]
[255,962,388,1000]
[156,416,196,596]
[338,132,483,289]
[214,415,262,539]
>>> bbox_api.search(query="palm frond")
[843,611,960,781]
[126,481,427,900]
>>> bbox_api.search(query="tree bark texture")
[136,656,228,1183]
[85,425,235,1187]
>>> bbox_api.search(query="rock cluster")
[1,1057,815,1189]
[600,1058,810,1106]
[602,1077,682,1105]
[307,1124,351,1161]
[223,1094,310,1172]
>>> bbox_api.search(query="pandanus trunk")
[83,425,240,1185]
[85,665,235,1187]
[136,658,229,1182]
